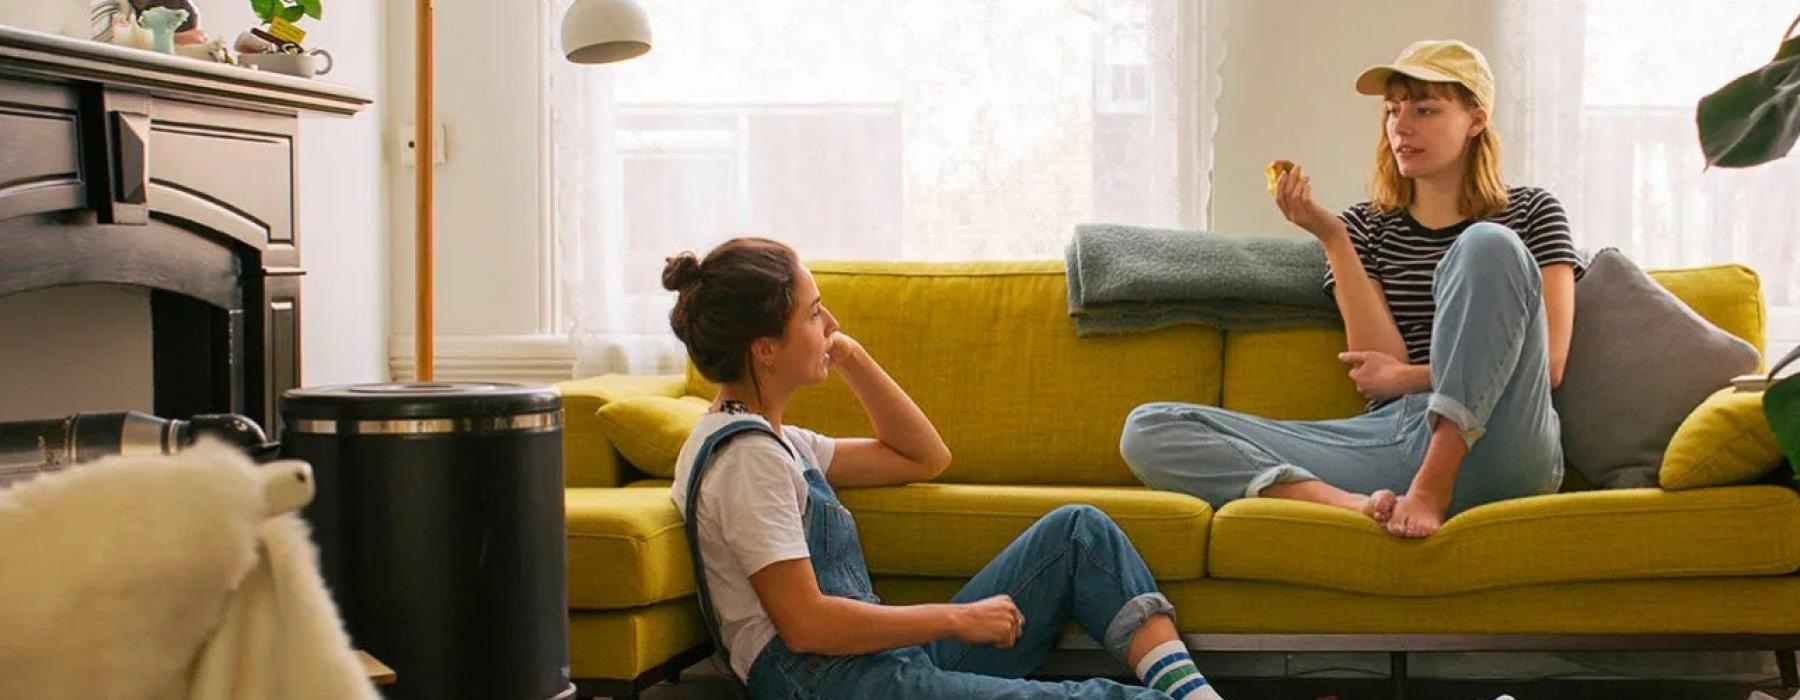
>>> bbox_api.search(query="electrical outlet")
[398,123,447,166]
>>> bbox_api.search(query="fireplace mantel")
[0,24,371,436]
[0,24,369,116]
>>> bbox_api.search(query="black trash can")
[281,382,572,700]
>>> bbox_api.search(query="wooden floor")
[626,650,1796,700]
[637,676,1794,700]
[355,649,396,686]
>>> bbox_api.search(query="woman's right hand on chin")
[1272,164,1343,243]
[954,594,1023,649]
[827,331,866,370]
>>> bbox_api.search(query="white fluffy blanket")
[0,442,376,700]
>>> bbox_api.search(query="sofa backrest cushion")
[679,260,1765,487]
[691,261,1223,485]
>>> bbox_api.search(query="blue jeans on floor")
[1117,223,1564,516]
[745,502,1177,699]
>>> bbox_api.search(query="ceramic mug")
[240,49,334,78]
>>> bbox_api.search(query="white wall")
[197,0,391,387]
[1210,0,1501,237]
[384,0,548,339]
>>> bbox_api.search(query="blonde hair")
[1368,76,1507,219]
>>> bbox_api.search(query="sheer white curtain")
[1496,0,1800,359]
[548,0,1229,377]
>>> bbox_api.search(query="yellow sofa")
[559,260,1800,698]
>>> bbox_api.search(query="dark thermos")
[0,411,270,488]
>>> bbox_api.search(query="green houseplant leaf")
[278,4,308,22]
[1697,33,1800,168]
[250,0,278,23]
[300,0,323,20]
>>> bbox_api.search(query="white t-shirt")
[670,412,837,682]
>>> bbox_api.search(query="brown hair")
[662,237,801,384]
[1368,75,1507,219]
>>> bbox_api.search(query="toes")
[1402,517,1439,539]
[1361,491,1398,524]
[1383,510,1440,538]
[1371,491,1397,523]
[1382,495,1444,538]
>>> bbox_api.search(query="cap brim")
[1355,64,1462,96]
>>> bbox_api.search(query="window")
[1502,0,1800,359]
[549,0,1224,374]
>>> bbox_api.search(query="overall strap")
[684,420,793,690]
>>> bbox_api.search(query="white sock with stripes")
[1134,639,1222,700]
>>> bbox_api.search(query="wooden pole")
[415,0,435,381]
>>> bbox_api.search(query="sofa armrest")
[558,374,689,487]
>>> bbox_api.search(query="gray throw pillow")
[1552,248,1761,488]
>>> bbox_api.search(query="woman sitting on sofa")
[1120,40,1582,539]
[665,237,1222,699]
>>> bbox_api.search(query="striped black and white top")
[1322,186,1585,366]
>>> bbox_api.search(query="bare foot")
[1386,494,1446,539]
[1357,489,1397,524]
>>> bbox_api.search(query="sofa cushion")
[1221,327,1365,420]
[594,395,710,479]
[559,373,690,487]
[566,487,694,609]
[567,480,1212,607]
[1208,485,1800,596]
[569,600,707,681]
[872,576,1800,635]
[694,261,1225,486]
[1661,388,1786,490]
[836,483,1211,580]
[1647,263,1768,356]
[1554,250,1761,488]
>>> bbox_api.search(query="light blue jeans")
[745,501,1179,699]
[1118,223,1564,516]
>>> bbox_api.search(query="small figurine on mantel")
[92,0,148,49]
[138,6,186,54]
[89,0,230,63]
[132,0,202,40]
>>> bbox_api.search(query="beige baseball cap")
[1355,39,1494,108]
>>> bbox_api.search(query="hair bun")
[662,253,703,291]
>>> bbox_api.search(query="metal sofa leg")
[574,643,714,700]
[1390,651,1408,700]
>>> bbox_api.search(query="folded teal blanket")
[1065,223,1342,336]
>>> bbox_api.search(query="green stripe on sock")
[1153,663,1199,693]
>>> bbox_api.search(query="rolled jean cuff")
[1104,592,1176,661]
[1245,463,1320,499]
[1427,392,1485,448]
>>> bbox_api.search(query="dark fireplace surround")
[0,26,368,436]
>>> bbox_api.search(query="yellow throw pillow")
[1659,388,1784,490]
[594,395,709,479]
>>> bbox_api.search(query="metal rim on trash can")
[286,411,562,435]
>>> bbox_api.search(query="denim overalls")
[685,420,1175,699]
